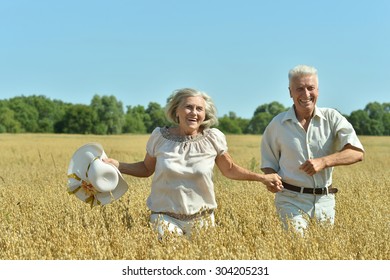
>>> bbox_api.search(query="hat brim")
[67,143,129,207]
[68,143,104,182]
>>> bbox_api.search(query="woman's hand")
[262,173,283,193]
[103,158,120,169]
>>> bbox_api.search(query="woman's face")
[176,96,206,135]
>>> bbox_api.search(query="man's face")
[289,74,319,115]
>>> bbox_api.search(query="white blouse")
[146,127,228,215]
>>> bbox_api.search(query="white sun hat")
[67,143,128,207]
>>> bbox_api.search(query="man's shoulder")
[274,110,289,120]
[316,107,344,119]
[272,107,293,122]
[263,111,290,132]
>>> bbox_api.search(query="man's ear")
[288,87,292,98]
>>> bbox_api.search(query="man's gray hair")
[288,65,318,86]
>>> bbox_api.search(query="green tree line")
[0,95,389,135]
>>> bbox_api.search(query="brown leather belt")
[282,181,338,195]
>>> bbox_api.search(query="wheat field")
[0,133,389,260]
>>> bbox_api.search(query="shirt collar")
[282,105,326,123]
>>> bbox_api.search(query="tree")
[382,102,390,113]
[349,102,389,135]
[123,105,148,133]
[247,112,273,134]
[348,110,371,135]
[253,101,286,117]
[218,113,242,134]
[60,104,98,134]
[217,111,251,134]
[144,102,169,133]
[1,94,388,136]
[7,96,40,132]
[368,119,384,136]
[0,104,21,133]
[382,112,390,136]
[246,102,287,134]
[90,95,125,134]
[364,102,384,121]
[26,95,67,133]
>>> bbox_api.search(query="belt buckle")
[314,187,328,195]
[313,188,325,195]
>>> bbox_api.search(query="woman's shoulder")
[205,128,227,143]
[149,126,163,137]
[205,128,228,153]
[206,127,225,138]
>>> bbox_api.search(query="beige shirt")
[146,127,227,215]
[261,106,365,189]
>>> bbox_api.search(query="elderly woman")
[105,88,282,239]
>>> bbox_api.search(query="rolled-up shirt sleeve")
[332,112,365,152]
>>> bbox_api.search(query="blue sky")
[1,0,389,118]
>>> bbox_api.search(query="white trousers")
[150,212,215,239]
[275,189,336,234]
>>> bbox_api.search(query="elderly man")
[261,65,364,233]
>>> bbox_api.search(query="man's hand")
[299,158,326,176]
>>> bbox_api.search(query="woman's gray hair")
[165,88,219,129]
[288,65,319,86]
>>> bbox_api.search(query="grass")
[0,133,389,260]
